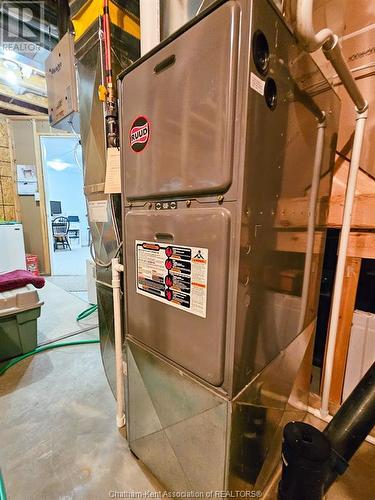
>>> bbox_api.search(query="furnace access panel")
[122,3,239,200]
[120,3,240,387]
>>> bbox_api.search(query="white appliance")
[0,223,26,273]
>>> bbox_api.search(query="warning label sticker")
[250,72,265,96]
[136,240,208,318]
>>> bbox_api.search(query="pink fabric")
[0,270,45,292]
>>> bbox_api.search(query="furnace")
[119,0,340,491]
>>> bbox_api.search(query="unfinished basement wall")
[0,117,17,221]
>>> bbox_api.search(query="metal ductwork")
[57,0,72,38]
[70,0,140,395]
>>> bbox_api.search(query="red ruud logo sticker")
[130,116,150,152]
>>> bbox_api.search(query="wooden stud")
[5,118,21,222]
[32,119,51,276]
[323,256,362,405]
[347,232,375,259]
[274,193,375,230]
[275,230,325,254]
[275,196,329,228]
[329,194,375,228]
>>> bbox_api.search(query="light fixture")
[3,59,19,71]
[21,65,33,79]
[5,70,18,85]
[47,159,72,171]
[2,48,17,59]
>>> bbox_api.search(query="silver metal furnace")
[119,0,340,491]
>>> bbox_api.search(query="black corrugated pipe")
[323,360,375,492]
[57,0,71,38]
[278,422,331,500]
[278,361,375,499]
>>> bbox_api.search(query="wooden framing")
[4,118,21,222]
[275,193,375,230]
[32,119,51,276]
[323,256,362,405]
[347,232,375,259]
[275,230,325,254]
[329,194,375,228]
[275,196,329,228]
[274,192,375,407]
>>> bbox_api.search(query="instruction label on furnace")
[136,241,208,318]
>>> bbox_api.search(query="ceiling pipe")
[57,0,71,39]
[139,0,160,56]
[294,0,369,419]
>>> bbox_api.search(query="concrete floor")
[0,282,160,499]
[0,341,160,499]
[38,281,96,344]
[51,246,91,276]
[0,282,374,498]
[305,414,375,500]
[46,275,89,304]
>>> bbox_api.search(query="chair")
[67,215,80,245]
[52,217,71,251]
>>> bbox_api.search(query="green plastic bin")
[0,286,43,361]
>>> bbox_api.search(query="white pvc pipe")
[139,0,160,56]
[112,257,126,428]
[298,116,326,333]
[323,37,368,112]
[295,0,334,51]
[295,0,369,419]
[320,109,368,417]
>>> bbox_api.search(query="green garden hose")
[76,304,98,321]
[0,340,100,377]
[0,469,7,500]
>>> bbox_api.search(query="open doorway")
[40,135,90,301]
